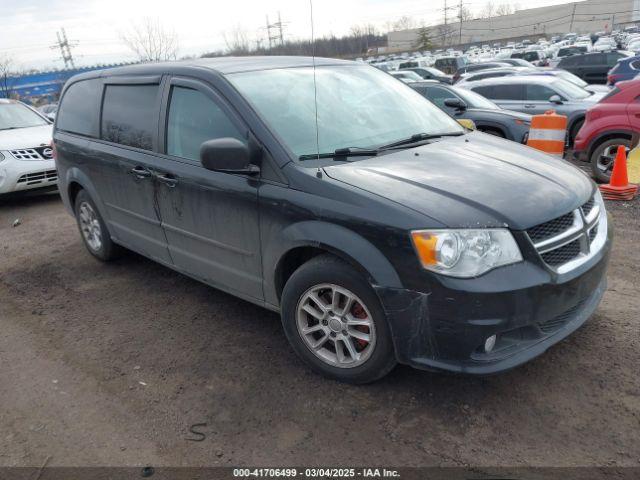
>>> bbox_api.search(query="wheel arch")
[587,129,637,160]
[266,221,403,307]
[63,167,109,220]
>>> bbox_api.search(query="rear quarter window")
[56,79,102,137]
[101,84,159,151]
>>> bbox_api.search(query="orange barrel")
[526,110,567,157]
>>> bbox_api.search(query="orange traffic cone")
[599,146,638,201]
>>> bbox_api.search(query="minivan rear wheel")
[74,190,121,261]
[590,138,632,183]
[281,255,396,383]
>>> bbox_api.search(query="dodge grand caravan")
[53,57,611,383]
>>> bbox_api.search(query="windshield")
[452,86,500,109]
[229,65,463,159]
[0,102,48,130]
[555,70,588,87]
[552,79,591,99]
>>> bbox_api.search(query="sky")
[1,0,578,71]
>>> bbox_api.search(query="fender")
[63,166,111,223]
[474,121,511,140]
[587,128,639,157]
[263,220,403,307]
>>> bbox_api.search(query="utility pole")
[569,3,577,33]
[459,0,463,45]
[265,12,287,48]
[50,28,77,69]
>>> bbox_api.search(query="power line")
[50,28,77,69]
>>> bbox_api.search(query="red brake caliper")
[351,303,369,350]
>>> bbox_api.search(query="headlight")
[411,228,523,278]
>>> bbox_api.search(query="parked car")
[606,55,640,85]
[389,70,423,83]
[0,99,55,195]
[574,79,640,182]
[557,51,632,84]
[399,67,453,83]
[453,62,510,83]
[499,58,536,68]
[53,57,610,383]
[37,103,58,121]
[463,76,606,143]
[518,68,611,94]
[434,56,468,75]
[409,82,531,142]
[456,67,531,85]
[512,50,549,66]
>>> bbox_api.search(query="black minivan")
[53,57,611,383]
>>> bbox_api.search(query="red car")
[573,79,640,182]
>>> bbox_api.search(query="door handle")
[524,104,535,108]
[156,173,178,188]
[130,166,152,179]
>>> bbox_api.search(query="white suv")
[0,99,55,194]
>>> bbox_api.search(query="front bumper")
[0,156,57,194]
[376,220,612,375]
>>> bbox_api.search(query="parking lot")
[1,169,638,467]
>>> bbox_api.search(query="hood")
[585,84,611,94]
[0,124,53,151]
[470,108,532,122]
[324,132,593,230]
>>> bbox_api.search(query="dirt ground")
[0,166,639,468]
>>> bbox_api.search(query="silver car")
[460,75,606,143]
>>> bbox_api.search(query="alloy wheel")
[78,202,102,252]
[296,283,376,368]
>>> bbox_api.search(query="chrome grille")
[9,148,51,161]
[540,239,581,266]
[527,195,603,273]
[16,169,58,186]
[527,212,575,243]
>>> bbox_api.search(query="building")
[388,0,640,50]
[0,63,134,105]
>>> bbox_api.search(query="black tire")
[74,190,121,261]
[569,119,584,146]
[281,254,396,384]
[590,138,632,183]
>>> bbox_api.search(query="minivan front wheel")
[74,190,121,261]
[281,255,396,383]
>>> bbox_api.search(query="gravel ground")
[0,169,639,468]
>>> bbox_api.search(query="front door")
[153,77,263,301]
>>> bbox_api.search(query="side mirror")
[200,138,259,174]
[444,97,467,110]
[549,94,563,104]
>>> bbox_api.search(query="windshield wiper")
[299,147,379,161]
[377,131,465,150]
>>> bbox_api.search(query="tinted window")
[606,52,624,65]
[586,54,605,65]
[101,84,159,150]
[471,85,495,98]
[57,79,102,137]
[525,84,557,101]
[167,86,245,161]
[490,84,524,100]
[559,56,579,67]
[423,86,458,108]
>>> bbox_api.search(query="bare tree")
[459,5,474,22]
[495,3,515,16]
[392,16,415,31]
[223,25,250,55]
[480,1,496,18]
[121,18,179,62]
[0,55,15,99]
